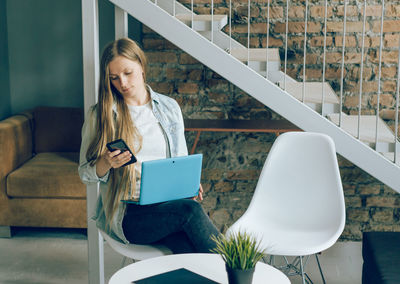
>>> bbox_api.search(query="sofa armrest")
[0,112,34,181]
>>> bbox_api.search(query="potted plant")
[211,231,266,284]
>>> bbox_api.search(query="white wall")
[3,0,142,117]
[6,0,84,114]
[0,0,11,120]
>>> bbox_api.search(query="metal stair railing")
[162,0,399,162]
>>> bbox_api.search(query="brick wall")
[142,0,400,240]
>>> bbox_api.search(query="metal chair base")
[265,253,326,284]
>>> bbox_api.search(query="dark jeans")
[122,199,220,254]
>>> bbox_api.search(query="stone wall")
[141,0,400,241]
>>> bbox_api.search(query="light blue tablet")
[123,154,203,205]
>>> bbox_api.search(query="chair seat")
[229,220,341,256]
[100,230,172,261]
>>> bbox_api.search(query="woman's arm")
[78,107,133,183]
[78,108,107,184]
[174,100,189,157]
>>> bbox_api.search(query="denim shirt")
[78,87,188,243]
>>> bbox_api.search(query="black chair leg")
[315,253,326,284]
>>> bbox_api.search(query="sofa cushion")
[6,152,86,199]
[362,232,400,284]
[0,112,34,179]
[34,106,84,153]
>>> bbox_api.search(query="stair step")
[175,14,227,31]
[266,71,297,84]
[327,113,397,146]
[230,48,280,63]
[382,152,400,165]
[281,81,339,105]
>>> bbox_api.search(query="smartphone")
[106,139,137,167]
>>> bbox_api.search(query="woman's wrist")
[96,155,111,178]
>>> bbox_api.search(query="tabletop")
[109,253,290,284]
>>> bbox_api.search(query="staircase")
[107,0,400,193]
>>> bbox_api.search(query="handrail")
[375,0,385,150]
[247,0,250,64]
[265,0,270,80]
[339,0,347,128]
[211,0,214,43]
[396,34,400,164]
[321,0,328,116]
[358,0,367,140]
[302,0,308,103]
[229,0,232,54]
[284,0,289,91]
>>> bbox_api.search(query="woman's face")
[108,56,146,104]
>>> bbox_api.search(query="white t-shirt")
[128,102,167,198]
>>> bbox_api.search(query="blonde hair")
[86,38,147,229]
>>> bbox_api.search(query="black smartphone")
[106,139,137,167]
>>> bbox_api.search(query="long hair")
[86,38,147,230]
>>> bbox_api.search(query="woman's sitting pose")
[78,37,220,253]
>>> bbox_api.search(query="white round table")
[109,253,290,283]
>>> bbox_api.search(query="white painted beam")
[81,1,104,284]
[115,6,128,39]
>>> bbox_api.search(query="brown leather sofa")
[0,106,87,237]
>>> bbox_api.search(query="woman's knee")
[170,199,203,217]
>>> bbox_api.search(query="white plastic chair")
[99,230,172,268]
[227,132,346,284]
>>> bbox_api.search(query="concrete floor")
[0,227,363,284]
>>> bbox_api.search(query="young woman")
[78,38,220,253]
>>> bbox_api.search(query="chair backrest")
[99,230,172,261]
[244,132,345,235]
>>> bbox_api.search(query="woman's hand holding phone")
[106,139,137,167]
[95,150,133,178]
[95,139,137,177]
[104,149,133,169]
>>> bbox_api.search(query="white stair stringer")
[110,0,400,193]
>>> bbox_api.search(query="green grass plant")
[211,231,266,270]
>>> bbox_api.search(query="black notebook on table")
[133,268,219,284]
